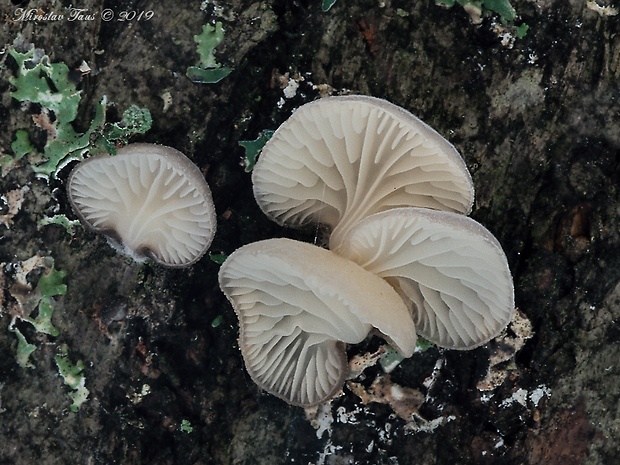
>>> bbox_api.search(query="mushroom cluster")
[219,95,514,407]
[67,143,217,268]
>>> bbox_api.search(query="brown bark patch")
[526,399,603,465]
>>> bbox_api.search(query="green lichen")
[10,129,34,160]
[436,0,521,25]
[415,337,434,352]
[6,259,88,411]
[37,266,68,298]
[515,22,529,38]
[1,129,34,175]
[209,252,228,265]
[9,49,81,123]
[38,214,81,235]
[482,0,516,21]
[186,22,233,84]
[322,0,339,11]
[21,265,66,337]
[9,326,37,369]
[210,315,224,328]
[8,44,153,179]
[8,48,107,178]
[54,347,89,412]
[179,419,193,433]
[379,345,405,373]
[195,22,226,69]
[91,104,153,155]
[27,266,66,336]
[29,296,60,337]
[8,259,67,367]
[238,129,274,172]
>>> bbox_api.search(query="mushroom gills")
[334,207,515,350]
[252,95,474,249]
[67,143,216,267]
[219,238,416,406]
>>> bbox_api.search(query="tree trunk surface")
[0,0,619,464]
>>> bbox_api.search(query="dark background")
[0,0,619,464]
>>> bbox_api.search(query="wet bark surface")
[0,0,619,464]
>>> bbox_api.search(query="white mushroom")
[252,95,474,249]
[67,143,216,268]
[218,238,416,407]
[225,96,515,405]
[333,207,514,350]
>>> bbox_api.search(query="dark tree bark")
[0,0,619,464]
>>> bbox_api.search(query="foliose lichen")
[186,22,233,84]
[322,0,339,12]
[436,0,515,20]
[54,345,90,412]
[38,214,81,235]
[3,255,90,411]
[436,0,527,35]
[6,42,152,180]
[91,104,153,155]
[238,129,274,172]
[6,256,66,369]
[179,419,194,433]
[7,47,106,179]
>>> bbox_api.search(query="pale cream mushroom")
[67,143,216,268]
[252,95,475,249]
[333,207,514,350]
[218,238,416,407]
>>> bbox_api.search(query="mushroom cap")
[218,238,415,406]
[252,95,474,248]
[333,207,514,350]
[67,143,217,268]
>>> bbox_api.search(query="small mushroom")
[334,207,514,350]
[67,143,216,267]
[218,238,416,407]
[252,95,474,248]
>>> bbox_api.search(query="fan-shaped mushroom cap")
[252,95,474,248]
[334,208,514,350]
[218,238,416,406]
[67,143,216,268]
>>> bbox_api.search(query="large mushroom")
[67,143,217,268]
[218,238,416,407]
[252,95,475,248]
[333,207,515,350]
[222,95,515,407]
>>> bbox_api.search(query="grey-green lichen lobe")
[435,0,518,24]
[54,347,90,412]
[7,45,104,178]
[187,22,233,84]
[6,43,153,180]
